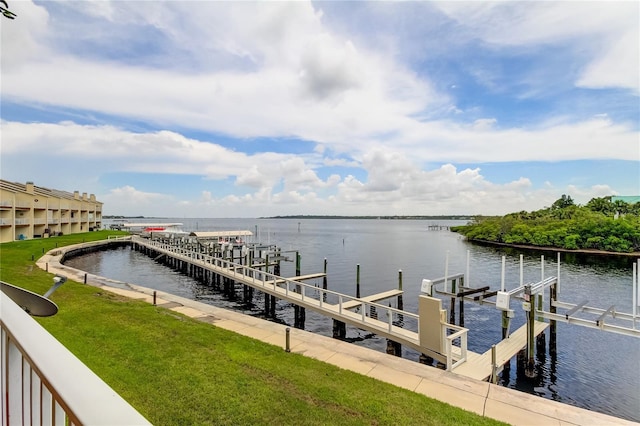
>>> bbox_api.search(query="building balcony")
[1,288,151,425]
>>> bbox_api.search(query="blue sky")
[1,1,638,217]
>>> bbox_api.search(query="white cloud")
[1,1,637,218]
[435,1,639,92]
[0,1,49,71]
[100,186,174,215]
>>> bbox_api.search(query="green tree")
[552,194,575,210]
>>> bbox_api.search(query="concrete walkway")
[38,247,637,426]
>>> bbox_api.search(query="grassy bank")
[1,232,504,425]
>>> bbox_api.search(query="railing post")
[491,344,497,384]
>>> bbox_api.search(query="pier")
[129,236,551,379]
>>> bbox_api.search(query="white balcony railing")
[1,291,151,426]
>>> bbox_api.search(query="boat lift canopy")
[121,223,183,229]
[189,230,253,239]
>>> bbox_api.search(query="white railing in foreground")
[1,292,151,426]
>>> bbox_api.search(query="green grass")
[1,233,505,425]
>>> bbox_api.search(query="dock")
[340,289,403,310]
[452,321,549,381]
[127,236,555,381]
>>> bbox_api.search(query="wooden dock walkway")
[276,273,327,283]
[340,289,403,309]
[452,320,549,381]
[131,237,551,380]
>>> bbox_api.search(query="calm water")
[67,218,640,421]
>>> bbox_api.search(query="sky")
[1,1,638,218]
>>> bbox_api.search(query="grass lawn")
[1,232,505,425]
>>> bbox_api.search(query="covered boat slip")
[189,230,254,243]
[121,223,184,230]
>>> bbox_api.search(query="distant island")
[451,195,640,255]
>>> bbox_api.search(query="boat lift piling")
[385,270,404,357]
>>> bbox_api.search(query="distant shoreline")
[261,215,473,220]
[466,238,640,259]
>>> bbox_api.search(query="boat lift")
[422,252,639,381]
[423,252,640,339]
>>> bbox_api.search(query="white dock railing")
[136,238,469,367]
[1,292,151,426]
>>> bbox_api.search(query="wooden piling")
[386,339,402,357]
[419,354,433,366]
[322,258,328,302]
[332,320,346,339]
[525,285,536,378]
[501,311,509,339]
[270,295,276,317]
[356,264,361,299]
[549,282,557,356]
[449,278,457,324]
[536,293,546,353]
[265,292,271,316]
[397,269,403,311]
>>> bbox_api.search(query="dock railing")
[135,239,478,366]
[1,292,151,426]
[443,323,468,371]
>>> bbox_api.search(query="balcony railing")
[1,291,151,426]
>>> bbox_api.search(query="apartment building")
[0,180,103,243]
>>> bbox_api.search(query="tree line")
[452,196,640,253]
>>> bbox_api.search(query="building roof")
[611,196,640,204]
[0,179,102,204]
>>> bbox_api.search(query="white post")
[501,256,506,292]
[520,254,524,288]
[557,252,561,296]
[466,250,470,288]
[444,251,450,293]
[633,261,637,329]
[541,255,545,305]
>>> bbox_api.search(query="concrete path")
[38,247,637,426]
